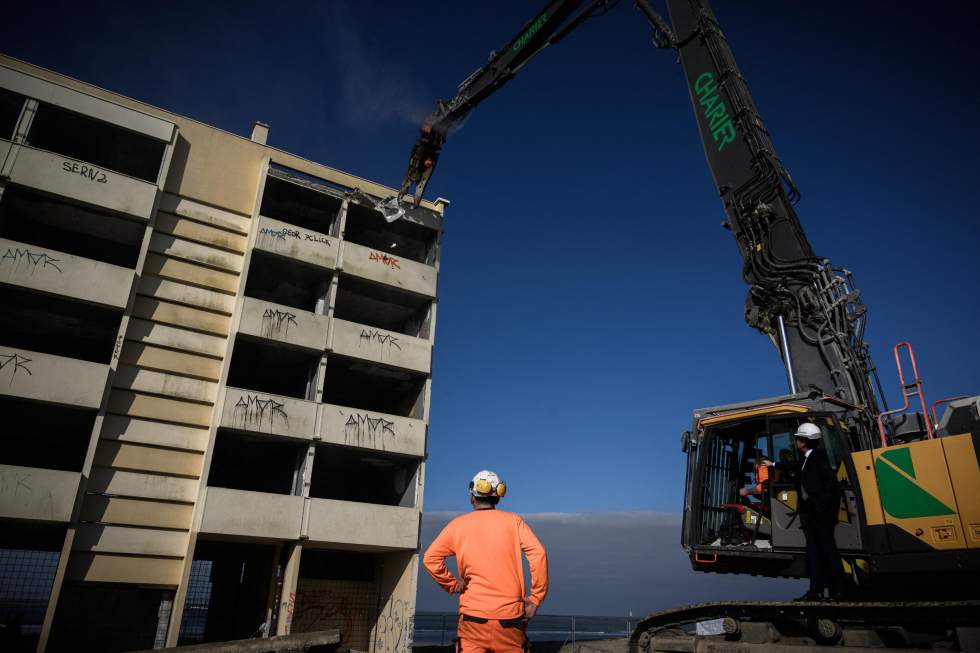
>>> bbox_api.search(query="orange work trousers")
[457,614,527,653]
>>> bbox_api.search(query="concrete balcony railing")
[238,297,329,352]
[0,464,80,522]
[329,318,431,374]
[341,241,436,298]
[306,499,419,550]
[319,403,425,458]
[6,146,158,220]
[220,387,318,440]
[0,346,108,408]
[254,216,338,270]
[199,487,304,540]
[0,237,133,308]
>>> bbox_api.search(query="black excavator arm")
[662,0,882,434]
[398,0,885,442]
[396,0,611,206]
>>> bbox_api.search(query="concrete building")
[0,55,446,652]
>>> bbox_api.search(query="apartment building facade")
[0,55,445,652]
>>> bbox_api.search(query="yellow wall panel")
[155,212,248,253]
[80,496,194,530]
[93,441,204,478]
[119,342,223,381]
[107,391,213,427]
[133,296,230,336]
[166,119,263,217]
[66,552,184,586]
[143,252,239,293]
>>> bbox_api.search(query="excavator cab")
[681,396,864,578]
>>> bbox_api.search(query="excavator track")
[628,600,980,652]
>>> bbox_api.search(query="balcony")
[0,237,133,308]
[0,464,80,522]
[330,318,431,374]
[238,297,329,352]
[306,499,418,550]
[219,387,318,440]
[254,216,338,270]
[6,146,159,220]
[199,487,304,540]
[341,241,436,298]
[0,346,108,408]
[319,403,425,457]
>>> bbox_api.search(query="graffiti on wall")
[259,226,332,246]
[0,352,33,385]
[344,413,396,449]
[259,226,300,241]
[292,579,377,651]
[359,329,401,357]
[1,247,63,274]
[233,394,290,429]
[369,251,400,270]
[62,160,108,184]
[374,599,411,653]
[262,308,299,338]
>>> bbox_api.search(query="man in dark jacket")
[765,422,844,601]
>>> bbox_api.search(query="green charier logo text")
[513,12,549,53]
[694,72,737,152]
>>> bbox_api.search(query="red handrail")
[876,342,934,448]
[931,395,970,429]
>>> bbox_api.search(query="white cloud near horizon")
[418,510,804,616]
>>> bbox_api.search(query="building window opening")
[176,540,276,646]
[260,176,342,237]
[0,88,26,140]
[226,338,319,399]
[0,186,144,268]
[244,251,331,313]
[345,202,438,265]
[26,103,166,183]
[0,522,65,651]
[0,397,95,472]
[292,549,380,650]
[310,444,418,507]
[335,275,433,338]
[322,356,426,419]
[0,285,122,364]
[208,430,303,495]
[48,584,174,653]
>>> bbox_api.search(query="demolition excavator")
[389,0,980,650]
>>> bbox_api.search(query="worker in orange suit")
[739,452,771,501]
[423,470,549,653]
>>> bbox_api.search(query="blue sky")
[7,0,978,614]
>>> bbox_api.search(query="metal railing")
[413,612,634,646]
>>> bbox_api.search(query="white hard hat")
[794,422,822,440]
[470,470,507,498]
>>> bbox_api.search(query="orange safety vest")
[753,462,770,494]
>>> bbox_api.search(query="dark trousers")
[804,511,843,595]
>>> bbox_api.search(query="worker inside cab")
[738,448,771,511]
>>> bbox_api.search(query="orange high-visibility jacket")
[423,509,548,619]
[752,462,770,494]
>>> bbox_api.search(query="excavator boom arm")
[398,0,883,441]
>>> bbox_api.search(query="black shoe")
[793,592,822,602]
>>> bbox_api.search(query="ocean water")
[413,612,635,646]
